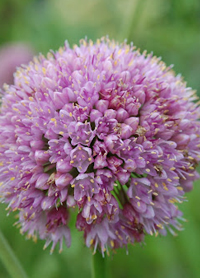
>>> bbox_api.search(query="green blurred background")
[0,0,200,277]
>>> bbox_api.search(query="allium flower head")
[0,37,200,254]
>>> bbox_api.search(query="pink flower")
[0,42,33,87]
[0,37,200,254]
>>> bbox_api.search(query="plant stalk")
[119,0,147,43]
[92,250,108,278]
[0,230,28,278]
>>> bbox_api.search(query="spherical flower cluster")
[0,38,200,254]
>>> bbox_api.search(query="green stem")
[119,0,147,43]
[92,250,108,278]
[0,230,28,278]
